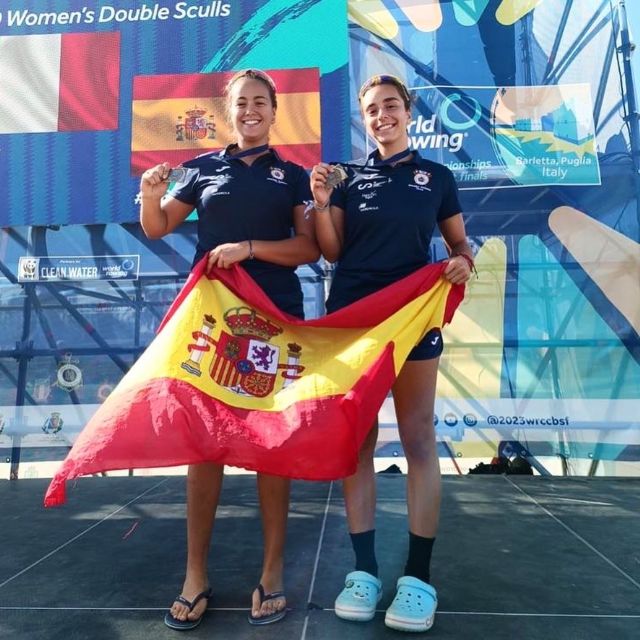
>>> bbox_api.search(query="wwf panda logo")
[18,257,39,281]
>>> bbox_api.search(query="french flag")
[0,31,120,133]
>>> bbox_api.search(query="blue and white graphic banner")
[17,255,141,282]
[409,84,600,189]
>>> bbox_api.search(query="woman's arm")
[139,163,194,239]
[438,213,474,284]
[310,163,345,262]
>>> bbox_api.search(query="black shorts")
[406,328,443,361]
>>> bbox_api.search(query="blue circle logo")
[444,413,458,427]
[463,413,477,427]
[439,93,482,131]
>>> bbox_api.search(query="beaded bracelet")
[303,200,330,219]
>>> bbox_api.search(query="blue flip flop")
[164,587,212,630]
[247,583,287,625]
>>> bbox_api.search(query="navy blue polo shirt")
[169,147,311,317]
[326,150,461,312]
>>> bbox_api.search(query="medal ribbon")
[182,144,270,169]
[372,148,412,167]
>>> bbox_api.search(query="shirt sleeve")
[437,166,462,221]
[167,169,200,206]
[290,164,313,205]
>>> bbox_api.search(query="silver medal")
[326,164,348,188]
[166,167,188,183]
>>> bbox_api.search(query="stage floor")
[1,475,639,639]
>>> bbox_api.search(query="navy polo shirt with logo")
[327,149,462,313]
[169,148,311,317]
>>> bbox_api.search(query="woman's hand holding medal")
[140,163,171,200]
[310,163,346,211]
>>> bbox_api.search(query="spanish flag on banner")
[44,261,464,506]
[130,68,320,174]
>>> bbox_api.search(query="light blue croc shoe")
[334,570,382,622]
[384,576,437,632]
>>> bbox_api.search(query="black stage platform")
[1,475,639,639]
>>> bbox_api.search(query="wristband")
[453,252,477,276]
[313,200,330,212]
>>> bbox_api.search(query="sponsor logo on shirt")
[358,201,379,213]
[356,180,388,190]
[204,174,232,196]
[267,166,288,185]
[414,170,431,185]
[352,170,389,191]
[409,169,432,191]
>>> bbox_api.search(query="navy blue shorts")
[406,328,443,361]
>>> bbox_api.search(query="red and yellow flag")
[130,68,321,174]
[44,261,464,506]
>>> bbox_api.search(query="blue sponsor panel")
[17,255,140,282]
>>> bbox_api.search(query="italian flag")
[0,32,120,134]
[45,259,464,506]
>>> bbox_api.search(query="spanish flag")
[130,68,321,174]
[44,260,464,506]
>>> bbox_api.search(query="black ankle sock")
[403,532,435,584]
[349,529,378,577]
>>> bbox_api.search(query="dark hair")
[358,74,412,110]
[224,69,278,109]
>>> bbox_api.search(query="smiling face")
[227,77,276,148]
[360,83,411,156]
